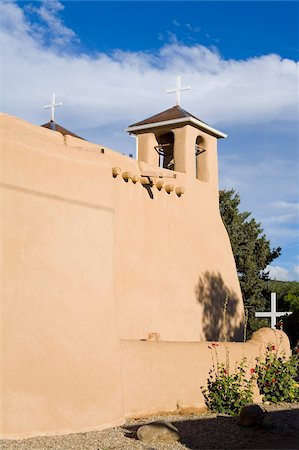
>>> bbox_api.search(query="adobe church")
[0,92,247,438]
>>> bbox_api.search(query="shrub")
[201,346,255,416]
[201,295,255,415]
[255,343,299,403]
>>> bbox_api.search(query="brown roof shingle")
[128,105,207,128]
[41,121,85,140]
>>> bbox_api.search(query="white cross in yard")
[255,292,292,329]
[167,76,190,106]
[43,93,63,122]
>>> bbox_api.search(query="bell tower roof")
[41,121,85,140]
[126,105,227,139]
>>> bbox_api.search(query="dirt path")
[2,403,299,450]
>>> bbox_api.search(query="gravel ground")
[1,403,299,450]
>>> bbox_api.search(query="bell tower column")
[173,125,199,175]
[137,132,159,166]
[197,132,219,191]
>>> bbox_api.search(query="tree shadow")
[195,271,244,341]
[123,407,299,449]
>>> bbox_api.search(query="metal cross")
[255,292,292,329]
[43,93,63,122]
[166,76,190,106]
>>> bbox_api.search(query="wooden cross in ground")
[255,292,292,329]
[167,76,190,106]
[43,93,63,122]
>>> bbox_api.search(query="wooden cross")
[167,76,190,106]
[43,93,63,122]
[255,292,292,329]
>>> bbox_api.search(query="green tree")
[219,189,281,334]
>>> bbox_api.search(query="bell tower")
[126,105,227,187]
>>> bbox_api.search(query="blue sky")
[64,1,298,60]
[1,1,299,281]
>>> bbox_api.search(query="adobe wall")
[0,114,124,438]
[1,113,245,438]
[122,328,291,417]
[105,127,244,342]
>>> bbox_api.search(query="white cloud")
[0,0,298,131]
[264,214,298,225]
[185,23,201,33]
[26,0,78,46]
[0,1,298,277]
[267,265,299,282]
[0,1,27,34]
[267,265,290,281]
[270,201,299,212]
[172,19,180,27]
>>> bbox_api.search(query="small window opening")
[154,132,174,170]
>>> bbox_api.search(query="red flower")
[212,343,219,347]
[296,348,299,354]
[250,368,255,373]
[271,345,276,351]
[223,369,227,374]
[272,378,276,383]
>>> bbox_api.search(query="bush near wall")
[255,343,299,403]
[202,333,298,415]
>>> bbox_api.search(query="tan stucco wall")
[122,328,291,418]
[111,124,243,342]
[65,121,244,342]
[1,113,247,438]
[0,114,124,438]
[112,172,244,341]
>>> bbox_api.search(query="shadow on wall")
[195,272,244,342]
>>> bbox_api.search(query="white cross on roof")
[43,93,63,122]
[166,76,190,106]
[255,292,292,329]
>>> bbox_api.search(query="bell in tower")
[126,104,227,186]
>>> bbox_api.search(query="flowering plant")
[201,295,255,415]
[255,342,299,403]
[201,347,255,416]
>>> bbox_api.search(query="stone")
[176,401,207,414]
[237,403,265,427]
[136,421,180,443]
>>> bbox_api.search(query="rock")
[136,421,180,443]
[177,405,208,415]
[237,403,265,427]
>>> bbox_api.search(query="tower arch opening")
[155,131,175,170]
[195,135,208,182]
